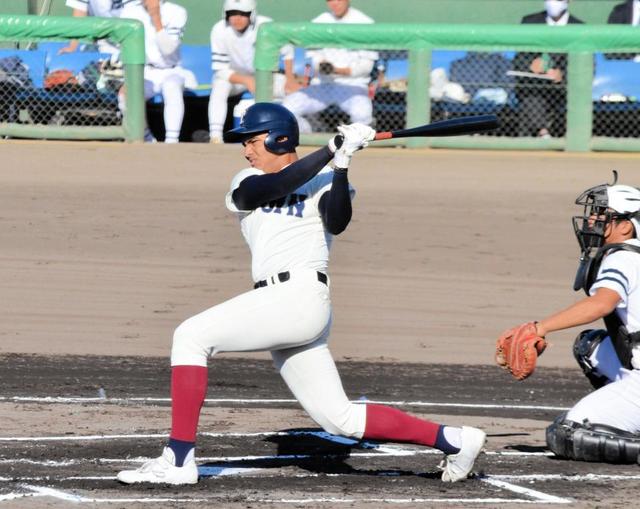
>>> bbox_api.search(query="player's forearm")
[232,147,334,210]
[536,294,619,337]
[144,0,163,31]
[319,169,352,235]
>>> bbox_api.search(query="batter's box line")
[2,483,573,506]
[479,476,572,504]
[0,395,570,412]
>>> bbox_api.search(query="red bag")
[44,69,78,90]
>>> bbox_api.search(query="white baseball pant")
[567,337,640,432]
[208,74,287,139]
[282,83,373,134]
[171,268,367,438]
[144,66,197,143]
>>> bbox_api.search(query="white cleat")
[117,447,198,485]
[439,426,486,482]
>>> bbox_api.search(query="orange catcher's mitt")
[495,321,548,380]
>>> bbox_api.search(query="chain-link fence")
[0,42,122,130]
[0,15,145,141]
[286,48,640,141]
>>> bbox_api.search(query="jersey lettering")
[261,193,307,217]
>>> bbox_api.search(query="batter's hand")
[495,321,547,381]
[332,123,375,168]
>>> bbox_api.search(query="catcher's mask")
[572,171,640,253]
[572,171,640,291]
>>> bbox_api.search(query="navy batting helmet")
[225,102,299,154]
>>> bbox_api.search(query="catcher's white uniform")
[208,15,293,140]
[281,7,378,133]
[120,1,196,143]
[171,165,366,438]
[567,239,640,432]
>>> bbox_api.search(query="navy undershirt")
[231,146,352,235]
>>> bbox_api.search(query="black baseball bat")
[374,115,499,140]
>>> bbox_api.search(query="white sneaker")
[117,447,198,485]
[439,426,486,482]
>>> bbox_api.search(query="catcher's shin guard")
[546,413,640,464]
[573,329,609,389]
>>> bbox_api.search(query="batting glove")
[332,123,375,168]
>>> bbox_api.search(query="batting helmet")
[225,103,299,154]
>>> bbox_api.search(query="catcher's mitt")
[495,321,547,380]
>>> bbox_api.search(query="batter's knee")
[573,329,608,389]
[170,319,209,367]
[546,412,640,464]
[313,404,366,439]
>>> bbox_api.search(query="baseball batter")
[117,102,486,485]
[208,0,298,143]
[120,0,196,143]
[281,0,378,133]
[498,175,640,463]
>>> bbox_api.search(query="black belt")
[254,271,327,289]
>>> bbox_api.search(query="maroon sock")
[169,365,208,442]
[363,404,441,447]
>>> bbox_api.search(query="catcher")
[496,172,640,464]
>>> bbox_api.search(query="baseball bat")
[374,114,499,140]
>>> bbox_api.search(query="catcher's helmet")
[225,102,299,154]
[572,171,640,251]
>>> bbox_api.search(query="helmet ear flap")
[264,129,298,154]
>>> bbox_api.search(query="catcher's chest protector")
[575,243,640,369]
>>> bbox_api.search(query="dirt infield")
[2,141,640,507]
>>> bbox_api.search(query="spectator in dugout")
[208,0,301,144]
[282,0,378,134]
[59,1,159,55]
[607,0,640,60]
[119,0,197,143]
[512,0,584,138]
[608,0,639,24]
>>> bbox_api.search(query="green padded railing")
[0,15,145,142]
[255,23,640,152]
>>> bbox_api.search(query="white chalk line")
[481,477,572,504]
[7,470,636,505]
[0,395,569,412]
[3,472,638,484]
[0,448,553,468]
[3,483,570,505]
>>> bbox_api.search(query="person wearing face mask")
[512,0,584,138]
[607,1,640,60]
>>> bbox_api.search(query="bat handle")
[374,131,393,141]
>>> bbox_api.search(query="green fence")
[255,23,640,152]
[0,15,145,141]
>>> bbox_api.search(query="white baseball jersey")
[308,7,378,87]
[589,238,640,333]
[120,2,186,69]
[210,15,293,81]
[225,166,355,282]
[65,0,139,17]
[567,238,640,432]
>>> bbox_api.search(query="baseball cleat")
[117,447,198,485]
[439,426,486,482]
